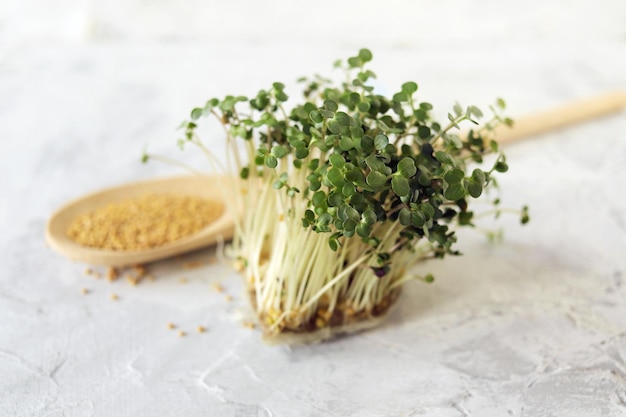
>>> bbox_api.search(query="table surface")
[2,2,626,416]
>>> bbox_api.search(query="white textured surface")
[1,1,626,416]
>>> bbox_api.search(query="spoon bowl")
[46,175,236,267]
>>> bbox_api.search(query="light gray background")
[1,1,626,416]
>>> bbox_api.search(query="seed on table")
[107,267,118,282]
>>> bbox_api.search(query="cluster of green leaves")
[180,49,527,265]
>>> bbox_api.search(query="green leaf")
[324,100,338,112]
[458,211,474,226]
[345,206,360,222]
[521,205,530,224]
[327,167,345,186]
[271,145,288,158]
[190,108,203,120]
[417,125,431,139]
[309,110,323,123]
[391,176,410,197]
[374,134,389,150]
[444,168,465,184]
[366,171,387,188]
[435,151,454,165]
[357,102,371,112]
[358,48,373,63]
[343,219,357,233]
[329,153,345,168]
[334,111,351,126]
[401,81,418,94]
[295,147,309,159]
[365,155,385,172]
[495,161,509,173]
[356,222,371,238]
[265,155,278,168]
[393,92,409,102]
[466,180,483,198]
[420,203,435,219]
[312,191,326,207]
[328,192,344,207]
[347,56,363,68]
[320,109,335,119]
[470,169,485,184]
[361,210,377,225]
[350,126,364,139]
[361,135,375,153]
[328,120,343,134]
[342,182,356,197]
[399,207,411,226]
[444,182,465,200]
[453,102,463,117]
[411,211,425,228]
[397,157,417,178]
[239,167,250,179]
[469,105,483,118]
[339,136,354,151]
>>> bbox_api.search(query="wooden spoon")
[46,91,626,267]
[46,175,237,267]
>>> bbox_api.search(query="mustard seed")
[66,194,224,251]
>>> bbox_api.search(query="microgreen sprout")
[166,49,528,342]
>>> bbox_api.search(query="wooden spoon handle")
[494,90,626,144]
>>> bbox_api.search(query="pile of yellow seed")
[67,194,224,251]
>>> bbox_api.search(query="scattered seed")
[212,283,224,293]
[197,326,206,333]
[126,275,140,286]
[167,322,176,330]
[133,264,146,278]
[80,288,89,295]
[178,277,188,284]
[243,322,256,329]
[107,267,118,282]
[182,261,203,269]
[178,330,186,337]
[110,293,119,301]
[225,295,233,302]
[84,268,101,279]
